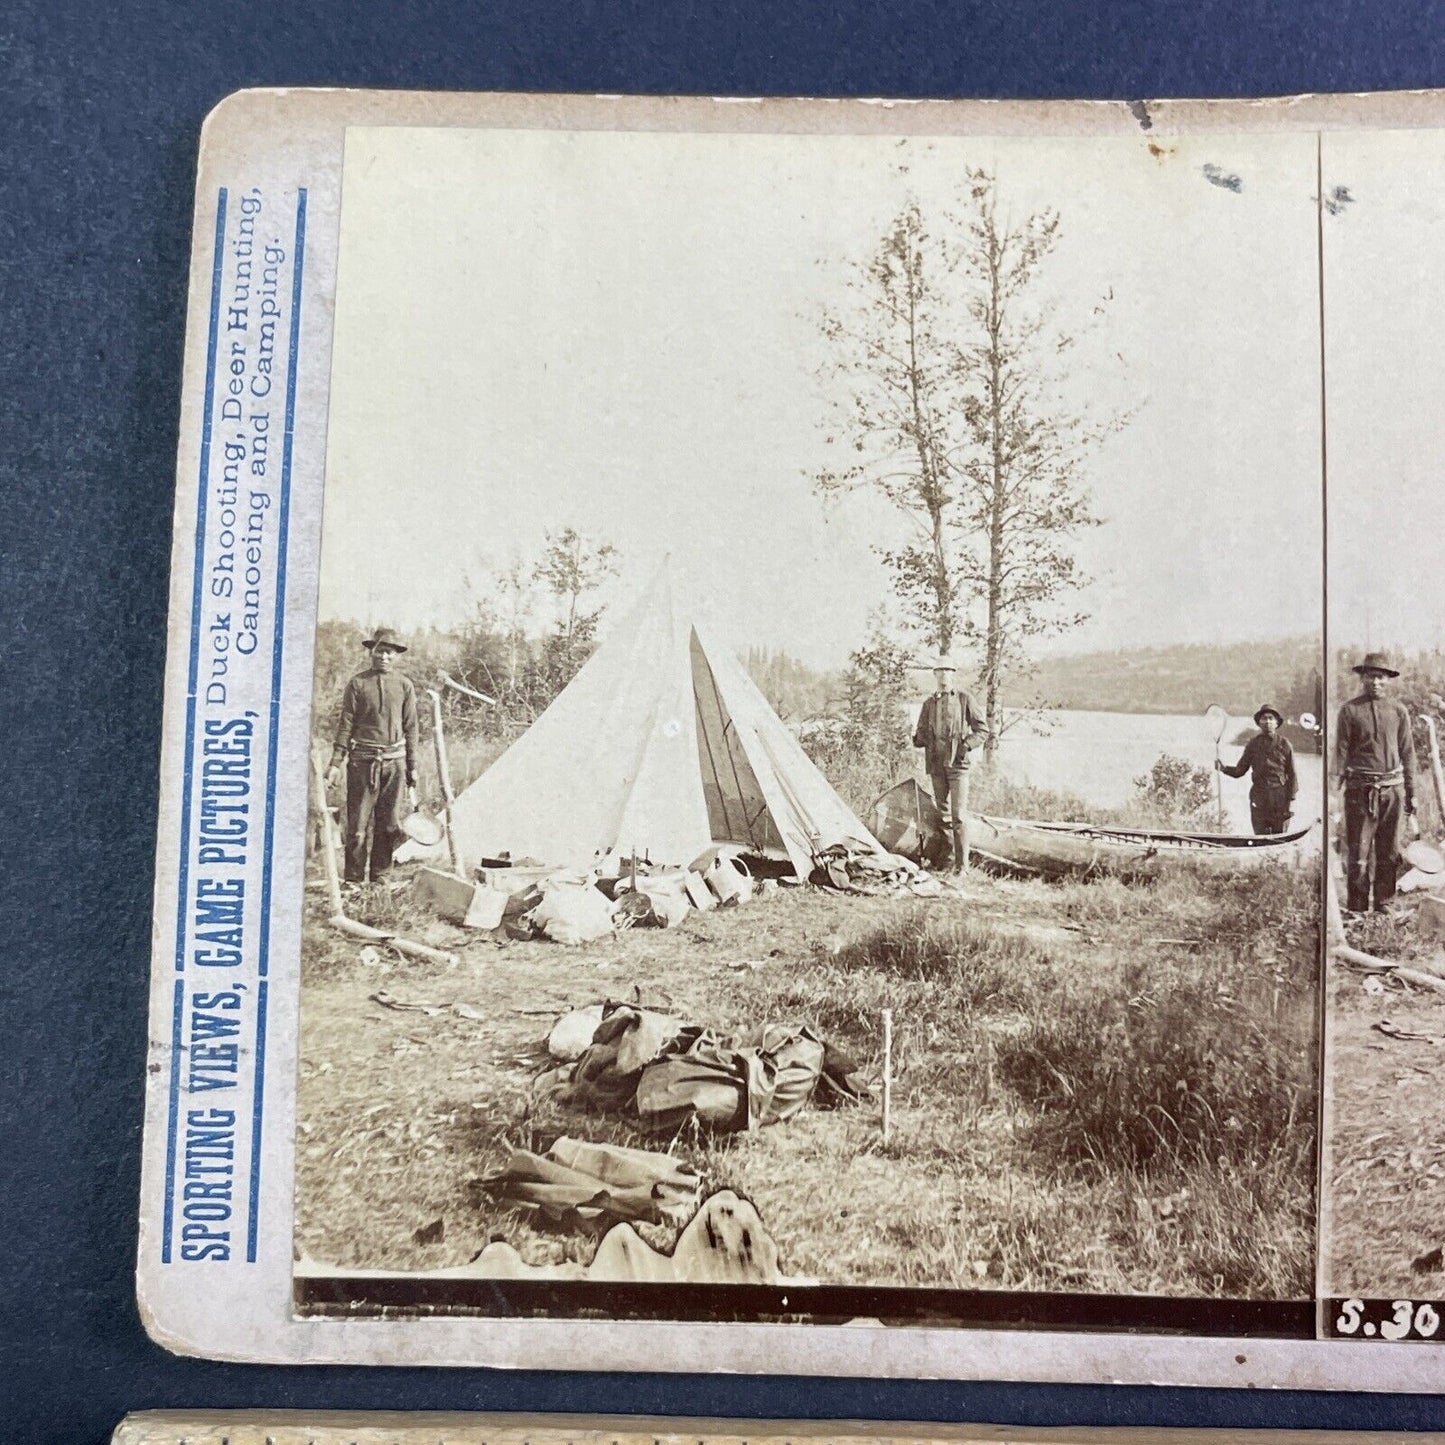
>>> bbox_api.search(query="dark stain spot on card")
[1128,99,1153,131]
[1235,1353,1247,1364]
[1147,141,1176,161]
[1324,183,1355,215]
[1203,162,1243,193]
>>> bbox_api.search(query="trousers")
[1249,785,1292,837]
[1343,781,1404,912]
[929,766,970,869]
[345,754,406,882]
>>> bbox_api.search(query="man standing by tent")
[913,661,988,871]
[326,627,419,884]
[1337,652,1417,913]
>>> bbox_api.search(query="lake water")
[963,708,1325,833]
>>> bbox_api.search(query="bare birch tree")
[813,202,962,656]
[814,174,1120,750]
[948,171,1117,749]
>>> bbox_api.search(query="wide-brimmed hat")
[921,658,957,672]
[1352,651,1399,677]
[1253,704,1284,725]
[363,626,407,653]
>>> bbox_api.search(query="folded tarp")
[477,1135,700,1225]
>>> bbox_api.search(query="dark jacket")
[330,668,420,784]
[1336,693,1416,810]
[1221,731,1297,798]
[913,690,987,775]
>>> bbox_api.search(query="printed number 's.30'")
[1336,1299,1441,1340]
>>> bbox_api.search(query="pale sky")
[1324,129,1445,655]
[318,125,1327,669]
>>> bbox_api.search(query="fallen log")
[327,913,457,966]
[1397,966,1445,997]
[1334,941,1399,971]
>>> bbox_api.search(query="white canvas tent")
[444,566,883,876]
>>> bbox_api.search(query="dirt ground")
[295,856,1317,1299]
[1324,913,1445,1299]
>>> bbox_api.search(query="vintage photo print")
[1320,127,1445,1336]
[135,89,1445,1388]
[293,121,1324,1324]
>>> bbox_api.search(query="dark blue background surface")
[6,2,1445,1439]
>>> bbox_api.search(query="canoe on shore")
[965,812,1317,880]
[867,779,1317,880]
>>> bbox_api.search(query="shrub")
[1131,752,1217,828]
[800,630,916,813]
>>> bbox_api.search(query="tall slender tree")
[814,173,1121,749]
[947,171,1116,749]
[814,202,962,656]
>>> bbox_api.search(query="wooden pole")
[309,752,457,966]
[309,751,345,917]
[1207,704,1227,827]
[427,688,465,877]
[1325,862,1346,945]
[881,1008,893,1144]
[1424,714,1445,828]
[957,770,970,875]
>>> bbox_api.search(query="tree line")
[310,526,618,743]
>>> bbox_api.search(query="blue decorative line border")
[248,187,308,1262]
[162,188,228,1266]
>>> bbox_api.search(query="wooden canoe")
[868,779,1316,880]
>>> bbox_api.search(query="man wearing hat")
[1336,652,1417,913]
[325,627,419,884]
[1215,704,1298,835]
[913,661,988,871]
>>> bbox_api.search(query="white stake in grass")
[881,1008,893,1144]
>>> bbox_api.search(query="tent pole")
[427,687,465,877]
[309,750,457,966]
[1424,715,1445,827]
[309,750,346,917]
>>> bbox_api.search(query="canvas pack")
[139,87,1445,1388]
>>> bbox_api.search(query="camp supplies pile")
[542,1001,868,1133]
[811,839,945,897]
[476,1135,701,1226]
[446,846,769,944]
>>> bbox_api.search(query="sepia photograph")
[290,123,1327,1315]
[1320,128,1445,1315]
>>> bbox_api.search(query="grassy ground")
[1324,905,1445,1298]
[295,853,1318,1298]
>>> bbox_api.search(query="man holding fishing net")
[1215,704,1298,835]
[913,661,988,872]
[1336,652,1417,914]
